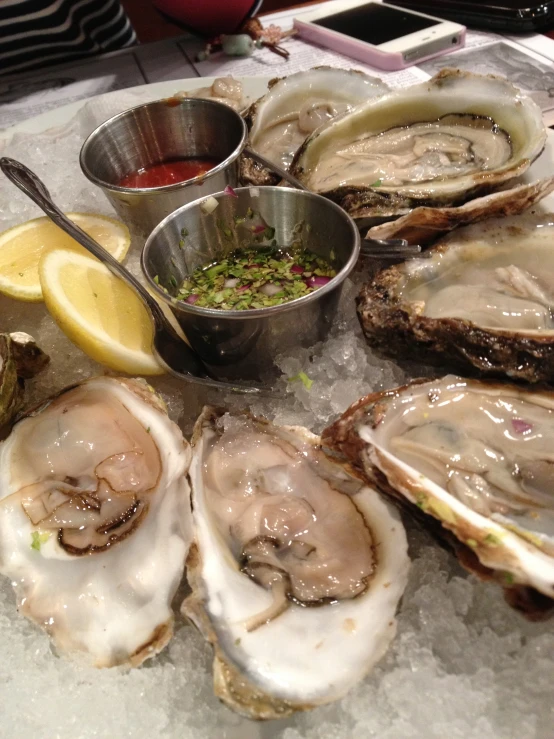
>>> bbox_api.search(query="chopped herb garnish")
[169,275,178,288]
[31,531,51,551]
[371,179,383,187]
[504,572,515,585]
[288,371,313,390]
[177,244,336,311]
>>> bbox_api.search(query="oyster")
[322,376,554,607]
[290,69,546,225]
[0,377,192,667]
[241,67,390,186]
[358,212,554,383]
[0,331,49,430]
[364,177,554,247]
[174,77,246,111]
[182,409,409,719]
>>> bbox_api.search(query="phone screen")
[313,3,441,45]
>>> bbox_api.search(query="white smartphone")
[293,0,466,71]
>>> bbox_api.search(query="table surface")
[121,0,554,44]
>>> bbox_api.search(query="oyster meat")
[358,212,554,383]
[322,376,554,607]
[174,77,246,111]
[0,377,192,667]
[183,409,409,719]
[241,67,389,186]
[0,331,49,430]
[290,69,546,225]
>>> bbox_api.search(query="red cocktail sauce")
[118,158,219,188]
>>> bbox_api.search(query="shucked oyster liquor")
[358,212,554,383]
[0,377,192,667]
[183,409,409,719]
[323,376,554,611]
[241,67,390,186]
[290,69,546,225]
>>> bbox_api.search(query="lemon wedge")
[0,212,130,301]
[39,249,163,375]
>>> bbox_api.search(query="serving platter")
[0,76,553,739]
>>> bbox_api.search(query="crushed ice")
[0,101,551,739]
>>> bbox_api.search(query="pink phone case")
[293,18,466,71]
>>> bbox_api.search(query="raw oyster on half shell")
[0,331,49,430]
[182,408,409,719]
[358,212,554,383]
[290,69,546,225]
[173,76,246,111]
[241,67,390,186]
[322,376,554,609]
[0,377,192,667]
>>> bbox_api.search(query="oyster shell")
[0,331,49,430]
[322,376,554,607]
[241,67,390,186]
[182,409,409,719]
[290,69,546,225]
[364,177,554,247]
[358,212,554,383]
[0,377,192,667]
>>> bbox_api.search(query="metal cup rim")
[141,186,361,321]
[79,97,248,194]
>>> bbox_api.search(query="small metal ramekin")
[79,98,247,235]
[141,186,360,382]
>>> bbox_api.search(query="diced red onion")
[237,283,251,293]
[307,275,332,288]
[224,185,238,198]
[224,277,239,288]
[186,294,200,304]
[247,263,261,268]
[512,418,533,434]
[291,264,304,274]
[259,282,282,297]
[252,224,266,234]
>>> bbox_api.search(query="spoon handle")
[0,157,168,327]
[244,147,309,191]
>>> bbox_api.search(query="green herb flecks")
[31,531,51,552]
[177,244,336,311]
[288,371,313,390]
[371,179,383,187]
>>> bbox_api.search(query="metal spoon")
[244,147,309,191]
[0,157,268,393]
[360,238,427,259]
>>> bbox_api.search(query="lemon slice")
[0,212,130,301]
[39,249,163,376]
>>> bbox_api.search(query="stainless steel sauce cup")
[141,186,360,382]
[79,98,247,235]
